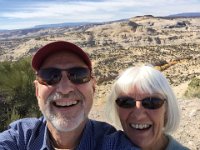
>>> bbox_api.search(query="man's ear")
[34,80,39,97]
[91,77,96,92]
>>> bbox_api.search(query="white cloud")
[0,1,169,19]
[1,0,200,29]
[1,0,199,19]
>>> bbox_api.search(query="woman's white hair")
[105,65,180,133]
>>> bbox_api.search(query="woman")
[105,65,189,150]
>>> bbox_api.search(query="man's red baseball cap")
[32,41,92,71]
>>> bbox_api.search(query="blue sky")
[0,0,200,30]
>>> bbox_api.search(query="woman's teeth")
[130,123,151,130]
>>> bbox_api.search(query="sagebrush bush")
[184,77,200,98]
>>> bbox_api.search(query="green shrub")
[0,57,41,131]
[184,77,200,98]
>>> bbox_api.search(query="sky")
[0,0,200,30]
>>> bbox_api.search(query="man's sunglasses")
[115,96,166,110]
[36,67,91,85]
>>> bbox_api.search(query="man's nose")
[55,71,75,94]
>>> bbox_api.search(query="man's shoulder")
[100,130,140,150]
[77,120,117,150]
[104,131,130,144]
[89,119,116,134]
[89,119,114,128]
[0,117,47,149]
[7,117,46,131]
[0,117,46,140]
[84,119,117,141]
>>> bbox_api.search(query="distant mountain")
[0,30,9,32]
[0,22,101,39]
[0,19,128,39]
[167,12,200,18]
[33,19,128,29]
[33,22,94,28]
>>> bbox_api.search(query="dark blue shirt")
[0,117,116,150]
[101,131,140,150]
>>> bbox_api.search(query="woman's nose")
[130,100,147,119]
[135,100,143,109]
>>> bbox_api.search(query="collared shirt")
[101,131,140,150]
[0,117,116,150]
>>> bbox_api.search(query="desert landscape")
[0,15,200,149]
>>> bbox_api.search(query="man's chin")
[47,113,85,132]
[52,120,77,132]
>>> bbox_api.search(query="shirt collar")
[40,119,92,150]
[40,120,52,150]
[76,119,94,150]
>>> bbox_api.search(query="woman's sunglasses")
[115,96,166,110]
[36,67,91,85]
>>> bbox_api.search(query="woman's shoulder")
[166,135,190,150]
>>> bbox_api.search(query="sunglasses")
[36,67,91,85]
[116,96,166,110]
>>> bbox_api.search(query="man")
[0,41,116,149]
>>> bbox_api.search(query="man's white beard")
[38,92,86,132]
[46,108,85,132]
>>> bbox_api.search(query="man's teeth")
[130,124,151,129]
[55,100,78,107]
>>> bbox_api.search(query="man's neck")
[47,120,88,149]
